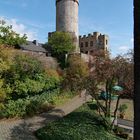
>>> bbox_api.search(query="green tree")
[48,31,75,68]
[0,46,15,103]
[0,20,27,47]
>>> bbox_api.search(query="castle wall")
[79,32,109,54]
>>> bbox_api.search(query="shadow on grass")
[87,102,99,110]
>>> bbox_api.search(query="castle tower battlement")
[79,32,109,39]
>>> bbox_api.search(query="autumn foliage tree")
[115,52,134,98]
[87,54,115,118]
[63,55,89,92]
[86,49,133,128]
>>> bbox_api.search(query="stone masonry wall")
[79,32,109,54]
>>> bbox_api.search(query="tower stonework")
[56,0,80,52]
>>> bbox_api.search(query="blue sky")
[0,0,133,57]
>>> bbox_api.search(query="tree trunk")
[94,93,106,115]
[134,0,140,139]
[105,80,109,117]
[108,78,114,118]
[111,95,120,128]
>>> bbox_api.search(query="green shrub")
[0,46,64,118]
[0,89,76,118]
[118,104,128,114]
[4,54,45,98]
[0,46,62,103]
[26,100,41,116]
[0,52,61,100]
[0,89,59,118]
[0,99,29,118]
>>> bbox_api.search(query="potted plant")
[118,104,128,119]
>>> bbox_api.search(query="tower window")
[90,41,93,46]
[106,40,108,45]
[85,42,88,47]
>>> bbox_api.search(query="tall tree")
[62,55,89,92]
[0,20,27,47]
[86,50,133,128]
[48,31,75,68]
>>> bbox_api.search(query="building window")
[90,41,93,46]
[81,42,83,48]
[106,40,108,45]
[85,42,88,47]
[85,51,88,54]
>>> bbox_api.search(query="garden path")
[0,90,91,140]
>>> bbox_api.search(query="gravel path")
[0,90,91,140]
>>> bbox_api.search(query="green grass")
[52,90,76,106]
[36,103,123,140]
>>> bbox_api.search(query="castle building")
[79,32,109,54]
[55,0,80,52]
[49,1,109,56]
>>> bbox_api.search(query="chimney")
[33,40,38,46]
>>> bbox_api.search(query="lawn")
[36,102,123,140]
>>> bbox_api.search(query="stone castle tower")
[56,0,80,52]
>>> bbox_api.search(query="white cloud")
[118,46,129,51]
[0,17,37,40]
